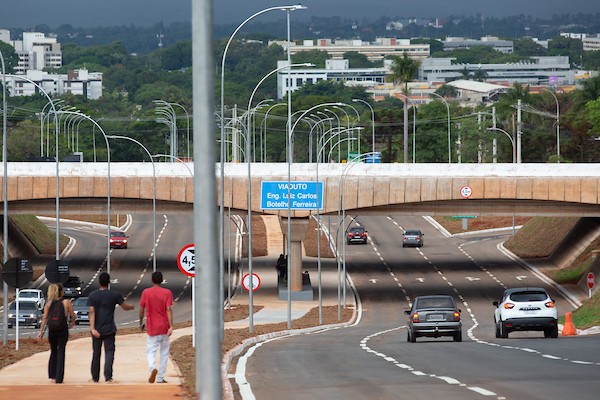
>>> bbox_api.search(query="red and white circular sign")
[177,243,195,277]
[242,273,261,292]
[459,185,473,199]
[587,272,595,289]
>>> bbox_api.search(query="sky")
[0,0,599,29]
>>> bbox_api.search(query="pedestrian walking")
[139,271,173,383]
[87,272,135,383]
[37,283,76,384]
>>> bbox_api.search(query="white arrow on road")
[516,275,527,281]
[369,279,378,284]
[466,277,481,281]
[416,278,424,283]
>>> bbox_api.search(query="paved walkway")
[0,215,341,399]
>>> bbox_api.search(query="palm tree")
[387,52,420,95]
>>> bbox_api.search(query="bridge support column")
[279,217,309,292]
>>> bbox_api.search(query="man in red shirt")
[139,271,173,383]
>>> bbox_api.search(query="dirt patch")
[304,217,336,258]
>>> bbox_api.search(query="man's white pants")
[146,334,170,381]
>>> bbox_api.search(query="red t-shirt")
[140,286,173,336]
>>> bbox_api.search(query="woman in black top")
[38,283,76,383]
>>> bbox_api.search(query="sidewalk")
[0,215,345,399]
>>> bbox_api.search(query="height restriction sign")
[177,243,195,277]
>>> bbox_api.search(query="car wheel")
[8,324,12,329]
[402,244,406,248]
[495,322,501,338]
[75,320,80,325]
[409,331,416,343]
[545,325,558,338]
[453,331,462,342]
[406,331,411,342]
[499,321,509,338]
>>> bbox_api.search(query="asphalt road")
[238,215,600,400]
[1,213,240,339]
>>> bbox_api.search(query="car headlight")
[8,313,14,318]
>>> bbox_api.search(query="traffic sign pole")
[587,272,595,298]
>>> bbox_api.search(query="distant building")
[0,31,63,74]
[273,37,430,62]
[447,80,508,106]
[583,35,600,51]
[6,69,103,100]
[419,56,574,86]
[276,59,387,99]
[442,36,514,54]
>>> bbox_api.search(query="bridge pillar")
[279,217,309,292]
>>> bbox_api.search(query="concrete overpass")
[2,162,600,217]
[3,162,599,296]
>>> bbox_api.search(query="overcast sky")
[1,0,599,29]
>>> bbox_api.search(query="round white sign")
[242,273,261,292]
[177,243,195,277]
[460,185,473,199]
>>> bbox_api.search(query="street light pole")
[106,135,157,272]
[352,98,375,157]
[430,92,451,163]
[542,88,560,163]
[487,127,517,163]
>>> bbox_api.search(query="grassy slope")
[503,217,600,329]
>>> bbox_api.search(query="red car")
[109,231,129,249]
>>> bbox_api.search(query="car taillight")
[347,233,352,237]
[545,301,555,308]
[411,313,420,323]
[362,233,367,237]
[503,303,515,309]
[453,311,461,321]
[403,236,408,240]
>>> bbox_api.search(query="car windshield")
[405,231,421,236]
[350,227,364,233]
[73,298,88,307]
[19,292,37,298]
[510,291,548,302]
[65,277,80,286]
[110,232,125,237]
[10,302,37,311]
[416,297,455,309]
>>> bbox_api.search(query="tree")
[0,42,19,74]
[387,52,420,95]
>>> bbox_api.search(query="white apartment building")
[6,69,103,99]
[583,35,600,51]
[442,36,514,54]
[0,30,62,74]
[274,37,430,61]
[419,56,574,85]
[276,59,388,99]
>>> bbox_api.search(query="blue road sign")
[261,181,323,210]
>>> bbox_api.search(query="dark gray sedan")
[405,295,462,342]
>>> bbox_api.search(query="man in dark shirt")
[87,272,134,383]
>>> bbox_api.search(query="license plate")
[18,318,25,322]
[428,314,444,321]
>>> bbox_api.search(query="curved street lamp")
[352,98,376,157]
[429,92,452,163]
[487,127,517,163]
[542,88,560,163]
[395,93,417,163]
[106,134,157,272]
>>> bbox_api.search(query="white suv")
[493,287,558,338]
[17,289,46,310]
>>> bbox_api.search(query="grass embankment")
[503,217,600,329]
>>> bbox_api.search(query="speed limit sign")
[242,273,261,292]
[177,243,195,277]
[460,185,473,199]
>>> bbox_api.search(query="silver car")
[403,230,424,247]
[72,297,90,325]
[8,301,43,328]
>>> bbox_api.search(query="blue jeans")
[91,332,116,382]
